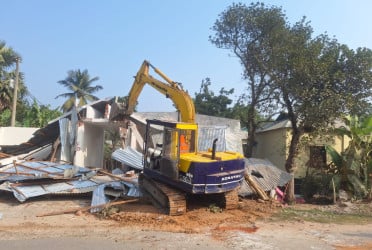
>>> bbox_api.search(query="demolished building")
[0,99,246,168]
[0,99,290,206]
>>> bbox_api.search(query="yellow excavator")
[121,60,245,215]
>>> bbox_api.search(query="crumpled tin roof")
[0,179,99,202]
[239,158,292,197]
[0,161,91,182]
[90,181,141,213]
[0,160,141,203]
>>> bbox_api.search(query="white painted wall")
[74,123,104,168]
[0,127,39,145]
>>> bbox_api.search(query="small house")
[252,119,350,179]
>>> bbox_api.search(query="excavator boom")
[126,60,195,123]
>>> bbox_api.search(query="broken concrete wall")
[86,105,104,119]
[127,118,147,152]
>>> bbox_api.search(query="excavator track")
[139,173,186,216]
[222,188,239,210]
[201,188,239,210]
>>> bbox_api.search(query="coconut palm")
[0,41,17,67]
[56,69,103,112]
[0,41,21,112]
[0,72,15,112]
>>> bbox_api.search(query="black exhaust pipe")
[212,138,218,160]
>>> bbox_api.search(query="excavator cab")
[144,119,197,180]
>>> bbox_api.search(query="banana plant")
[326,115,372,199]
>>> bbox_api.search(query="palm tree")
[56,69,103,112]
[0,41,21,112]
[0,72,15,112]
[0,41,17,68]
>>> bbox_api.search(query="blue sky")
[1,0,371,112]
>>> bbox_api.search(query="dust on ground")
[107,197,277,233]
[0,191,372,250]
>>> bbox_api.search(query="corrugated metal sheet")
[0,161,141,203]
[126,182,141,197]
[0,178,99,202]
[257,120,292,133]
[111,147,143,170]
[90,181,126,212]
[0,161,91,182]
[90,181,141,213]
[198,126,226,152]
[239,158,292,197]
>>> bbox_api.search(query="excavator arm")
[125,60,195,123]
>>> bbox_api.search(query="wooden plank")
[0,171,35,176]
[244,173,270,201]
[0,152,12,157]
[50,137,60,162]
[15,162,64,176]
[97,169,136,183]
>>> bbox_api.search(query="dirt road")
[0,194,371,249]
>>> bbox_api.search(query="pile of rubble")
[0,159,141,214]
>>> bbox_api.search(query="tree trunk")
[284,123,301,204]
[285,175,295,204]
[245,105,257,158]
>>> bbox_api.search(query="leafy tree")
[56,69,103,112]
[0,109,11,126]
[193,78,234,118]
[193,78,266,132]
[230,94,270,131]
[0,71,31,126]
[211,2,372,203]
[210,2,285,157]
[230,95,249,130]
[22,99,62,127]
[0,98,62,127]
[271,19,372,202]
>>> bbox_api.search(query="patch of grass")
[270,207,372,224]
